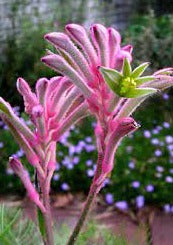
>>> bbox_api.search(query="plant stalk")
[67,183,97,245]
[67,151,104,245]
[42,181,54,245]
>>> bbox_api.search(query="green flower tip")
[100,58,157,98]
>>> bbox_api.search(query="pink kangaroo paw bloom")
[0,97,36,145]
[90,24,110,67]
[17,78,39,115]
[95,118,140,186]
[108,27,121,68]
[36,78,49,106]
[42,55,93,97]
[65,24,98,66]
[44,32,93,81]
[9,157,46,213]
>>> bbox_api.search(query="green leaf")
[99,67,121,92]
[135,76,155,85]
[125,87,157,98]
[37,208,46,239]
[122,58,131,76]
[131,62,149,78]
[100,67,123,81]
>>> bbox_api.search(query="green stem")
[42,184,54,245]
[67,184,97,245]
[67,151,104,245]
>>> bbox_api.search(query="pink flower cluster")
[42,23,173,189]
[0,76,88,211]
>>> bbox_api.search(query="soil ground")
[1,194,173,245]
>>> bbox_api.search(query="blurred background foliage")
[0,0,173,212]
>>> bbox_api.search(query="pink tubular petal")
[47,142,56,171]
[44,32,93,81]
[0,97,36,144]
[9,156,24,176]
[108,27,121,68]
[102,117,139,175]
[17,78,38,115]
[41,55,93,97]
[9,157,45,212]
[36,78,49,106]
[65,24,98,66]
[154,68,173,76]
[54,86,81,122]
[52,102,88,141]
[48,77,72,116]
[122,44,133,54]
[90,24,109,66]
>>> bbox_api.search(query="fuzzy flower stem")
[42,183,54,245]
[67,124,105,245]
[67,157,102,245]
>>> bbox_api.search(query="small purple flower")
[136,195,145,208]
[3,125,9,130]
[6,168,14,175]
[85,144,96,152]
[163,93,169,100]
[0,142,4,148]
[152,129,159,135]
[128,161,135,169]
[74,145,83,154]
[165,176,173,183]
[60,131,70,145]
[163,122,170,128]
[61,183,70,191]
[0,121,4,127]
[92,121,97,128]
[126,146,133,153]
[73,156,79,165]
[53,173,60,181]
[103,178,110,186]
[62,156,71,166]
[69,145,75,156]
[70,125,75,130]
[143,130,151,138]
[151,138,159,145]
[165,136,173,144]
[16,149,24,158]
[105,193,114,205]
[85,136,92,143]
[164,204,171,213]
[154,149,162,157]
[85,159,93,166]
[156,126,162,131]
[55,163,60,171]
[146,184,154,192]
[115,201,128,210]
[132,181,140,188]
[78,140,86,148]
[66,162,74,170]
[167,144,173,151]
[86,169,94,177]
[156,166,164,172]
[169,168,173,174]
